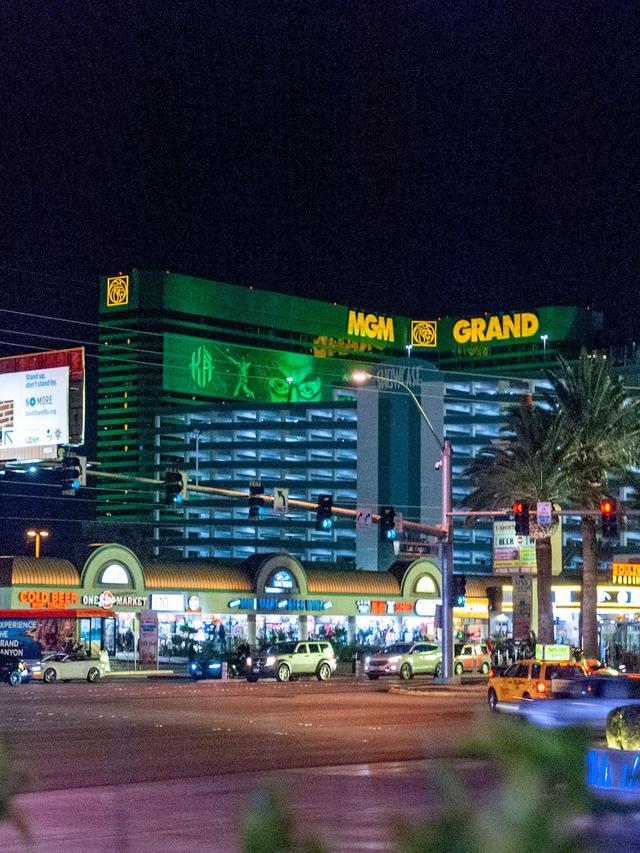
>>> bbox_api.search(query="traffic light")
[600,498,618,539]
[165,470,186,504]
[61,455,83,496]
[315,494,333,530]
[452,574,467,607]
[249,483,265,519]
[379,506,397,541]
[513,501,530,536]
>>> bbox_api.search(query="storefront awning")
[143,561,253,592]
[306,570,400,596]
[0,557,81,587]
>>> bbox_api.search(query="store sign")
[150,593,185,612]
[18,590,78,609]
[228,597,332,613]
[347,310,395,342]
[82,591,147,609]
[452,312,539,344]
[370,600,414,615]
[139,610,158,666]
[612,561,640,586]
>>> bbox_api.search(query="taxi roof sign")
[535,644,571,662]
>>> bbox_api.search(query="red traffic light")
[600,498,615,515]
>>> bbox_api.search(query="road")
[0,676,486,851]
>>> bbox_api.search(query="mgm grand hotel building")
[96,270,613,584]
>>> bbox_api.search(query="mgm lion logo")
[411,320,437,347]
[106,275,130,307]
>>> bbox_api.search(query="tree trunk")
[535,536,554,644]
[581,516,599,658]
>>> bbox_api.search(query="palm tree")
[465,400,572,643]
[547,353,640,658]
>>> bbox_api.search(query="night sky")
[1,2,639,549]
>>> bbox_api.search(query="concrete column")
[298,615,308,640]
[347,615,356,644]
[247,613,256,648]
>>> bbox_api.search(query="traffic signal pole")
[441,438,454,682]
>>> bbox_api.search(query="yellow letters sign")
[347,310,395,342]
[453,312,539,344]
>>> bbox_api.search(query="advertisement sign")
[138,610,159,666]
[493,518,563,575]
[163,333,365,404]
[0,617,76,658]
[0,366,69,457]
[512,575,532,641]
[612,560,640,586]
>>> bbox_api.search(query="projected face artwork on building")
[164,333,360,404]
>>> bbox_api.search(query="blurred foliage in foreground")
[0,736,29,842]
[242,719,596,853]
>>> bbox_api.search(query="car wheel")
[43,668,57,684]
[246,675,259,683]
[487,688,498,711]
[400,663,412,681]
[8,670,22,686]
[454,662,464,676]
[481,662,490,675]
[317,662,332,681]
[87,667,100,683]
[367,674,379,680]
[276,663,291,683]
[434,663,442,678]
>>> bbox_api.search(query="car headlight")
[246,657,252,667]
[189,662,197,670]
[364,656,371,664]
[388,656,401,663]
[209,663,221,670]
[266,655,276,666]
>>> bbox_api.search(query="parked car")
[518,673,640,729]
[246,641,336,682]
[0,658,31,686]
[364,642,442,680]
[35,652,110,683]
[487,658,588,711]
[454,643,491,675]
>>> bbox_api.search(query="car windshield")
[382,643,412,654]
[266,642,297,654]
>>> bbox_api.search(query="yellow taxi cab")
[487,654,588,711]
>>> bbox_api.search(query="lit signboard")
[0,366,69,459]
[150,593,185,612]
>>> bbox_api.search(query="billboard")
[163,333,364,403]
[0,366,69,461]
[0,348,84,461]
[492,518,563,575]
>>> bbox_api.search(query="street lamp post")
[26,529,49,559]
[352,371,455,682]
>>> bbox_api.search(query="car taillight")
[489,669,494,678]
[535,681,547,695]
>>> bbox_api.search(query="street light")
[352,370,455,682]
[26,529,49,559]
[540,334,548,359]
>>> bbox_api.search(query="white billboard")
[0,366,69,459]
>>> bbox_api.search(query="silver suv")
[246,641,337,682]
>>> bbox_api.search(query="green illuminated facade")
[97,270,602,570]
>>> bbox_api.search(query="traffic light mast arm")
[86,469,445,537]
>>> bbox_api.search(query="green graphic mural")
[164,334,364,403]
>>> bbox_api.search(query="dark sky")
[2,0,639,343]
[0,0,639,552]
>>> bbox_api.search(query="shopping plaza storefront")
[0,544,495,660]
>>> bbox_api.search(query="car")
[454,643,491,675]
[364,642,442,680]
[487,658,588,711]
[518,673,640,729]
[246,641,337,682]
[0,658,30,686]
[189,652,245,681]
[35,652,110,684]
